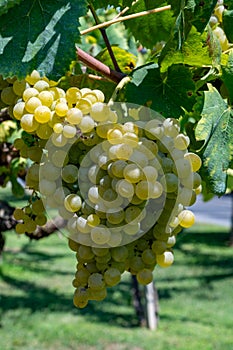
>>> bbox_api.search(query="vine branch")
[76,47,126,84]
[80,5,171,35]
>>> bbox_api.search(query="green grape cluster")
[10,70,202,308]
[13,197,47,234]
[209,0,230,51]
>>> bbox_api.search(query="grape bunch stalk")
[1,70,202,308]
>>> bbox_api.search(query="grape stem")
[76,47,126,83]
[80,5,171,35]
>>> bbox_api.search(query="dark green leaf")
[195,84,233,195]
[222,10,233,43]
[125,63,195,117]
[192,0,218,32]
[0,0,87,79]
[92,0,134,8]
[124,0,175,49]
[221,50,233,105]
[0,0,22,16]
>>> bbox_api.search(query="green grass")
[1,186,233,349]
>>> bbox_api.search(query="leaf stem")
[80,5,171,35]
[76,47,126,84]
[88,2,121,72]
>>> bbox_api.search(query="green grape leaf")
[160,26,212,72]
[125,63,195,118]
[124,0,175,49]
[224,0,233,10]
[222,10,233,43]
[0,0,87,79]
[95,46,136,74]
[0,0,22,16]
[195,84,233,195]
[221,49,233,105]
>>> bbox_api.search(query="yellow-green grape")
[156,251,174,268]
[66,87,82,105]
[13,208,25,220]
[34,214,47,226]
[104,268,121,286]
[36,124,53,139]
[90,102,110,122]
[13,79,27,96]
[92,89,105,102]
[34,105,51,123]
[55,101,68,117]
[64,194,82,212]
[116,179,134,199]
[184,152,202,172]
[141,249,156,265]
[23,87,39,101]
[20,114,39,132]
[62,164,78,183]
[88,273,105,290]
[178,209,195,228]
[76,98,92,114]
[136,268,153,285]
[174,134,190,150]
[91,226,111,245]
[63,124,76,138]
[106,208,124,225]
[33,79,49,92]
[87,214,100,227]
[53,122,63,133]
[15,223,26,234]
[26,70,41,85]
[1,86,17,105]
[51,132,67,147]
[107,127,123,144]
[123,163,142,183]
[13,101,26,120]
[66,108,83,125]
[73,287,89,308]
[25,96,42,113]
[38,90,54,107]
[79,115,95,133]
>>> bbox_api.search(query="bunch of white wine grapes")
[209,0,230,51]
[13,197,47,234]
[10,70,202,308]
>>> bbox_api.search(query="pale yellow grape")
[77,216,91,233]
[83,92,98,104]
[174,134,190,150]
[122,132,138,148]
[53,122,63,133]
[140,139,158,159]
[1,86,17,105]
[79,115,95,133]
[50,87,65,100]
[123,163,142,183]
[157,251,174,267]
[76,98,92,114]
[63,124,76,138]
[88,185,100,204]
[178,209,195,228]
[64,194,82,213]
[104,268,121,286]
[92,89,105,102]
[39,179,56,196]
[87,214,100,227]
[20,114,39,132]
[123,222,140,235]
[38,90,54,107]
[13,79,27,96]
[25,96,42,113]
[90,102,110,122]
[110,160,127,178]
[13,101,25,120]
[34,105,51,123]
[142,165,158,182]
[62,164,78,183]
[136,269,153,285]
[33,80,49,92]
[184,152,202,172]
[166,235,176,248]
[66,87,82,105]
[115,143,133,160]
[55,101,68,117]
[26,70,41,85]
[51,149,68,167]
[195,184,202,195]
[107,128,123,144]
[51,132,67,147]
[23,87,39,101]
[192,172,202,189]
[91,226,111,245]
[163,118,180,137]
[135,180,150,200]
[174,158,191,178]
[130,150,148,167]
[36,124,53,139]
[116,179,134,198]
[66,108,83,125]
[53,186,70,204]
[96,123,113,138]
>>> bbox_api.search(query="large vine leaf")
[222,10,233,43]
[124,0,175,49]
[125,63,195,117]
[195,84,233,195]
[221,50,233,105]
[160,26,212,72]
[0,0,87,79]
[0,0,23,16]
